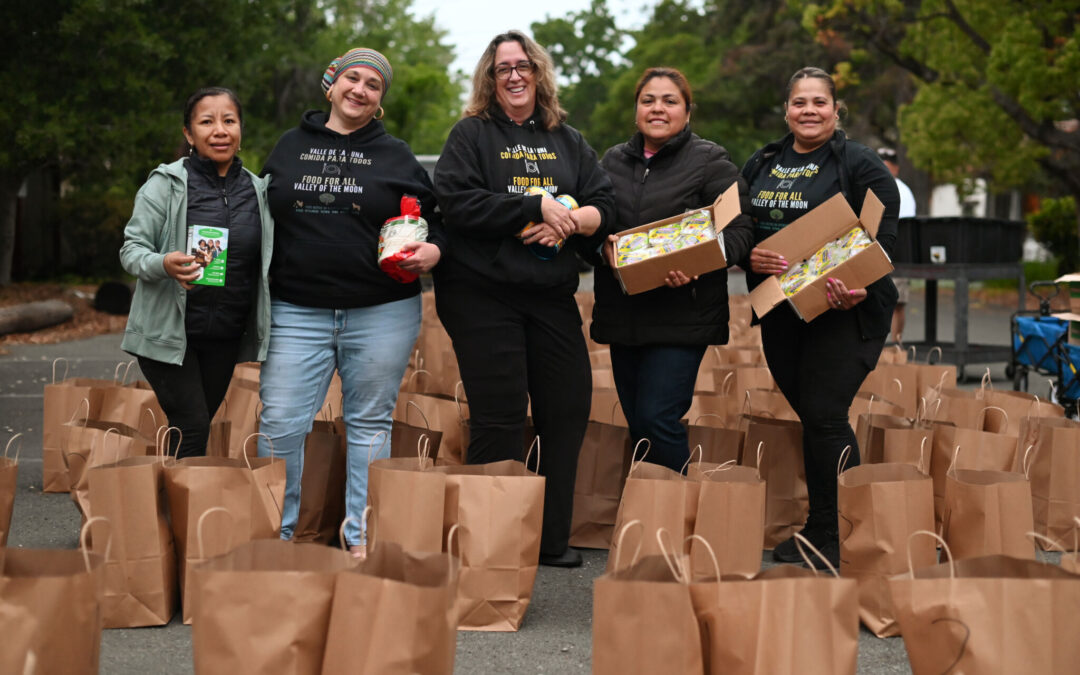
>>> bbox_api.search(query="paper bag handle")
[836,445,853,477]
[793,532,839,578]
[685,534,721,591]
[136,407,158,438]
[917,436,930,475]
[700,460,738,478]
[742,390,753,418]
[692,413,725,427]
[906,530,953,579]
[157,426,182,459]
[1026,531,1066,558]
[242,432,274,466]
[416,433,432,467]
[102,427,123,465]
[907,345,917,361]
[197,507,235,560]
[81,516,113,570]
[3,433,22,464]
[524,435,541,473]
[752,441,764,480]
[980,367,993,392]
[610,400,623,426]
[68,397,91,426]
[119,359,136,385]
[405,400,431,430]
[866,394,875,415]
[446,524,462,573]
[1022,444,1037,479]
[947,445,961,478]
[720,371,735,396]
[925,346,943,365]
[627,438,651,477]
[453,381,468,421]
[338,515,366,555]
[978,405,1008,431]
[655,528,688,584]
[405,368,432,392]
[680,444,703,475]
[612,519,644,571]
[890,378,903,398]
[366,430,389,465]
[51,357,69,384]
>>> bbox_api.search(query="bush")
[1027,196,1079,276]
[55,191,133,278]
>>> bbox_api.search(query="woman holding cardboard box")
[433,30,614,568]
[590,67,754,472]
[121,87,273,460]
[740,67,899,568]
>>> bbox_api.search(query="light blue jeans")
[258,296,420,545]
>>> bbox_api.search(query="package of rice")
[378,195,429,283]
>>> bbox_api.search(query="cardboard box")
[749,189,892,322]
[612,182,739,295]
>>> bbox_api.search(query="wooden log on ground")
[0,300,75,336]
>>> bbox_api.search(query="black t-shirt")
[747,143,839,244]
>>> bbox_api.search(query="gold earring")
[374,106,385,120]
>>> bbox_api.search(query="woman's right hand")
[162,251,201,290]
[749,246,788,276]
[539,196,577,239]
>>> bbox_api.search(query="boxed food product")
[749,189,893,322]
[612,182,739,295]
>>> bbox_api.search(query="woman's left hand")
[665,270,697,288]
[397,241,442,274]
[826,277,867,311]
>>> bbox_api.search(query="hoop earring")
[374,106,385,120]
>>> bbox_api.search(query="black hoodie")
[262,110,445,308]
[433,107,614,294]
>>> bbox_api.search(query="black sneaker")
[539,547,583,568]
[772,527,830,563]
[802,537,840,572]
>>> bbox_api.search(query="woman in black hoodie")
[591,67,754,473]
[433,30,615,568]
[258,48,445,555]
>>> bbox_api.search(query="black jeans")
[435,278,591,556]
[761,304,884,534]
[610,343,706,472]
[137,336,242,459]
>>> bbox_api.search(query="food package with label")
[378,195,429,283]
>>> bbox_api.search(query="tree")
[802,0,1080,239]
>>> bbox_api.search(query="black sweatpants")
[137,336,242,459]
[760,304,885,534]
[435,278,591,556]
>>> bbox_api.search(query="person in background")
[878,146,916,344]
[258,48,444,555]
[590,66,754,472]
[433,30,615,568]
[741,67,899,568]
[120,87,272,459]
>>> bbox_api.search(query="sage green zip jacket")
[119,158,273,365]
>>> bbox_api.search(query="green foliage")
[56,190,134,279]
[1028,197,1079,276]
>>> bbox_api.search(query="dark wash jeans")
[137,336,242,459]
[609,343,707,472]
[435,278,591,556]
[760,303,885,534]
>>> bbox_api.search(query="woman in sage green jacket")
[120,87,272,459]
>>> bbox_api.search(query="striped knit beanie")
[321,48,393,96]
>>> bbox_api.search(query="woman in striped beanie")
[258,47,446,555]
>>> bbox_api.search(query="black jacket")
[433,108,614,294]
[590,127,755,346]
[184,154,261,339]
[740,130,899,339]
[262,110,444,309]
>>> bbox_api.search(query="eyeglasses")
[494,61,535,80]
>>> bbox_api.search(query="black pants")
[610,343,706,472]
[435,279,591,556]
[137,336,242,459]
[761,305,884,534]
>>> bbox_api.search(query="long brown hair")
[462,31,567,130]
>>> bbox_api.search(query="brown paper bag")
[219,376,261,459]
[0,433,20,547]
[738,414,807,547]
[889,531,1080,675]
[293,420,347,544]
[433,455,545,631]
[391,399,444,461]
[744,388,799,421]
[847,392,905,436]
[608,441,699,573]
[64,420,156,519]
[930,413,1018,529]
[690,534,859,675]
[0,518,105,675]
[859,363,918,417]
[367,444,446,554]
[837,453,936,637]
[190,537,353,675]
[321,531,459,674]
[712,344,767,366]
[569,417,633,549]
[876,344,911,365]
[941,446,1035,560]
[593,524,705,675]
[977,386,1064,437]
[86,449,178,628]
[98,377,166,434]
[687,446,766,579]
[855,411,934,470]
[164,436,286,623]
[1018,416,1080,548]
[590,388,629,426]
[686,416,744,465]
[394,389,468,466]
[712,364,774,401]
[0,601,39,675]
[41,358,115,492]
